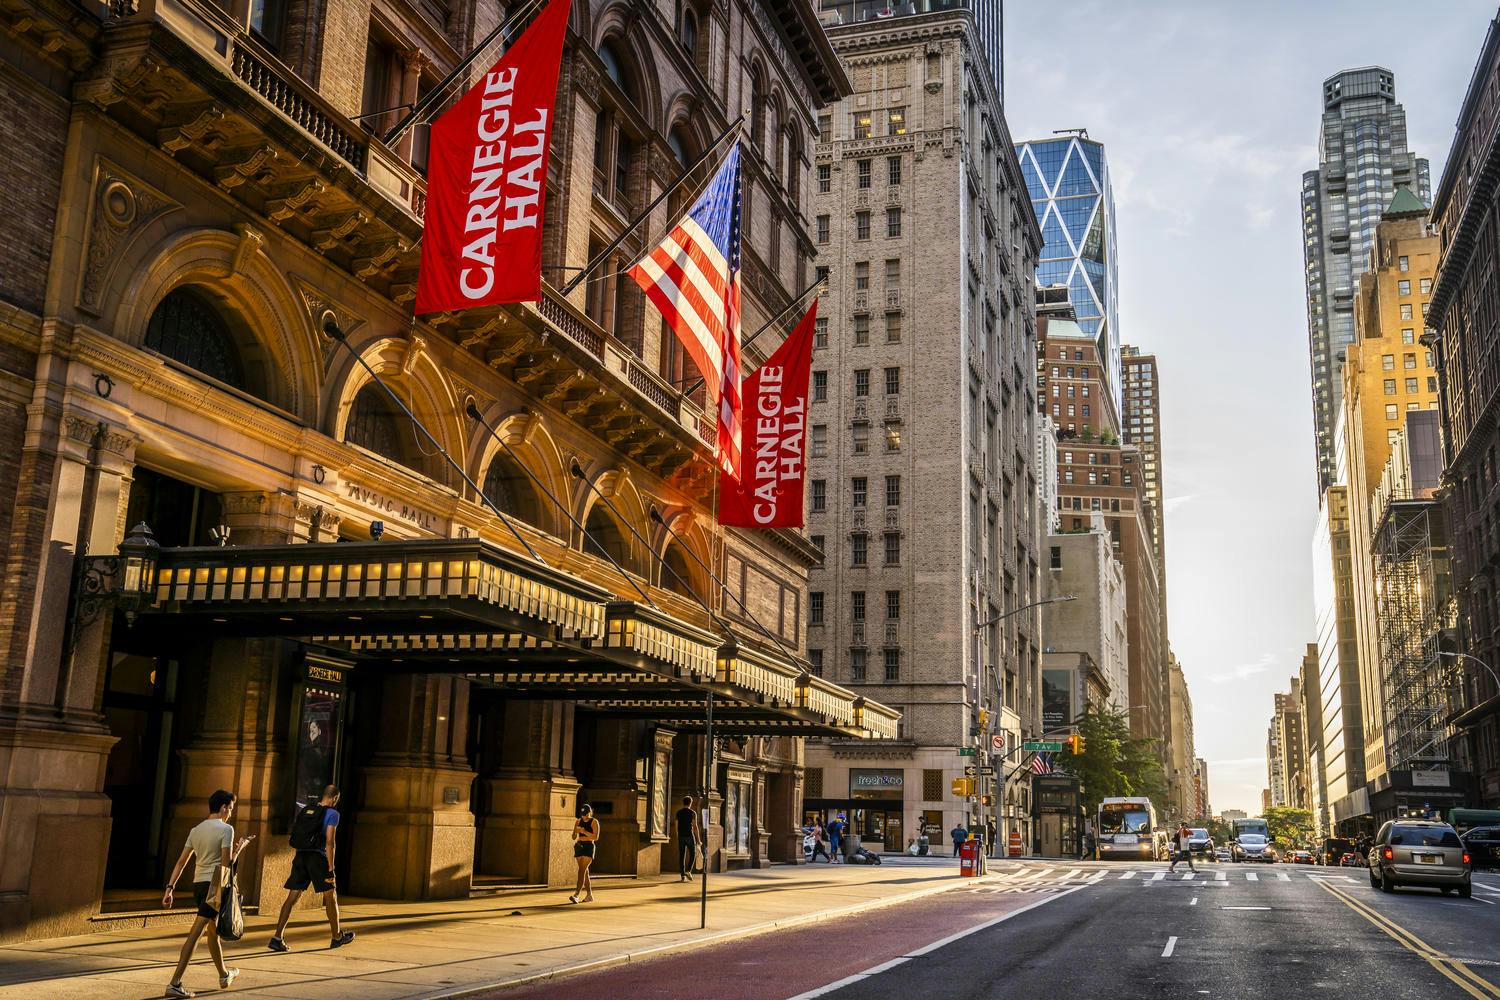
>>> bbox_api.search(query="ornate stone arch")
[325,332,463,486]
[113,226,319,422]
[574,463,651,578]
[652,504,711,603]
[592,5,661,131]
[468,407,569,539]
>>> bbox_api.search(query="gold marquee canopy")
[140,538,899,739]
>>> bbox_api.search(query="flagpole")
[383,0,548,147]
[682,278,824,399]
[559,115,745,297]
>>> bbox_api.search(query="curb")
[425,870,1000,998]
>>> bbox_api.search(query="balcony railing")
[230,43,367,170]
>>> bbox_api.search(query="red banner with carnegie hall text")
[719,302,817,528]
[414,0,571,315]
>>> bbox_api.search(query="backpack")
[289,804,329,851]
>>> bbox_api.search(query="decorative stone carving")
[312,211,368,251]
[79,162,178,312]
[214,144,278,190]
[265,178,327,223]
[158,103,226,156]
[353,239,408,279]
[291,276,364,372]
[400,334,427,375]
[230,224,266,276]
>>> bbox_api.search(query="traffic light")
[951,777,976,797]
[1064,734,1077,753]
[978,708,990,729]
[1076,734,1086,754]
[981,794,993,806]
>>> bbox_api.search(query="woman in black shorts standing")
[570,803,600,903]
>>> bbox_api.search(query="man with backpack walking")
[162,789,253,998]
[1167,821,1197,873]
[268,785,354,952]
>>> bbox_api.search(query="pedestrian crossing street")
[961,864,1366,896]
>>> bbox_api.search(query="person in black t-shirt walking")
[268,785,354,953]
[675,796,701,881]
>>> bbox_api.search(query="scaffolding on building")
[1371,494,1459,773]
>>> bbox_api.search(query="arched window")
[786,126,801,202]
[750,67,766,150]
[144,288,247,391]
[481,452,543,528]
[346,383,412,469]
[767,99,782,178]
[593,39,640,214]
[583,504,632,573]
[679,6,698,55]
[662,543,697,601]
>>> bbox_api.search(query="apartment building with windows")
[804,2,1043,854]
[1038,318,1166,749]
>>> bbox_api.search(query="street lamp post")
[971,594,1077,857]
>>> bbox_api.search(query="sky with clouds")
[1003,0,1496,814]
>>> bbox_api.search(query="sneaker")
[165,984,194,999]
[330,931,355,949]
[219,968,240,989]
[267,937,289,953]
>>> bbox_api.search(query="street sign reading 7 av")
[1024,740,1063,752]
[958,747,977,756]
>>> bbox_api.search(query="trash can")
[959,839,980,877]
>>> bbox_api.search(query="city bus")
[1231,816,1270,839]
[1095,797,1169,860]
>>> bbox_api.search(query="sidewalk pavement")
[0,860,1006,999]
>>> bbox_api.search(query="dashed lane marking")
[1215,871,1227,881]
[1277,871,1291,881]
[1150,872,1166,882]
[1246,872,1259,881]
[1119,871,1137,879]
[1190,897,1199,906]
[1162,936,1178,958]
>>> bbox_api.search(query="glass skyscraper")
[1302,67,1430,494]
[1016,133,1120,408]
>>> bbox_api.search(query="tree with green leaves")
[1054,708,1168,816]
[1264,806,1315,851]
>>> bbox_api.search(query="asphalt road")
[496,861,1500,1000]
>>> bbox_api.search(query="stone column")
[395,49,429,165]
[349,673,474,900]
[475,699,579,886]
[585,719,666,876]
[671,733,722,872]
[167,637,298,913]
[0,410,137,942]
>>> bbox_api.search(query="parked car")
[1368,820,1471,897]
[1290,850,1315,864]
[1232,834,1274,862]
[1187,828,1214,855]
[1461,826,1500,869]
[1214,847,1231,862]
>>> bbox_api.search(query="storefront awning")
[138,540,898,739]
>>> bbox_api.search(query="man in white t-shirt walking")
[162,789,254,998]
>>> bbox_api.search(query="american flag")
[629,145,743,478]
[1028,752,1053,775]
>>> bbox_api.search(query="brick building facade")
[800,3,1043,855]
[0,0,899,942]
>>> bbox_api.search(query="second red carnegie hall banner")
[414,0,571,314]
[719,302,818,528]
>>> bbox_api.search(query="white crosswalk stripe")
[962,865,1364,896]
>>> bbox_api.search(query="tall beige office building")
[803,2,1043,853]
[1121,347,1166,588]
[1167,655,1196,822]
